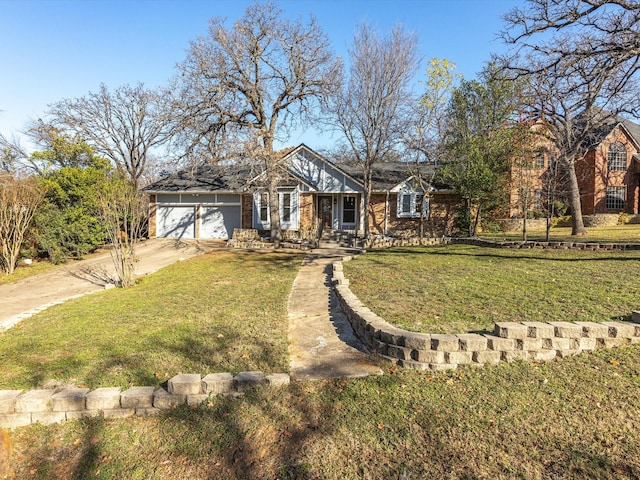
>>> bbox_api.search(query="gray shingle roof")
[142,163,257,193]
[143,150,448,194]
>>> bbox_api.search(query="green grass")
[5,243,640,478]
[6,346,640,479]
[0,251,302,390]
[0,261,59,285]
[344,244,640,334]
[483,223,640,243]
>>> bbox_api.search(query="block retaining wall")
[0,371,289,430]
[444,237,640,251]
[333,259,640,371]
[364,236,640,251]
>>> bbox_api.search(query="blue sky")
[0,0,519,151]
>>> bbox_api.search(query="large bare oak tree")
[48,83,173,189]
[175,2,341,245]
[502,0,640,235]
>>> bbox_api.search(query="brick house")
[510,116,640,217]
[143,144,459,240]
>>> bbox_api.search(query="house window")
[282,193,291,222]
[397,192,429,218]
[343,196,356,224]
[534,151,545,169]
[606,186,625,210]
[608,142,627,171]
[534,190,543,210]
[259,193,269,222]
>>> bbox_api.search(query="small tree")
[97,175,145,287]
[439,66,521,236]
[0,175,44,274]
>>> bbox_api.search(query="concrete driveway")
[0,238,221,331]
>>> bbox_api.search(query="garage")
[143,163,249,240]
[156,206,196,239]
[201,205,241,239]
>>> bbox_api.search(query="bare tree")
[175,2,341,245]
[96,174,146,288]
[502,0,640,235]
[0,133,29,175]
[0,174,44,275]
[509,53,637,235]
[48,83,174,189]
[502,0,640,85]
[327,23,419,240]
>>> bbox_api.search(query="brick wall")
[368,193,461,237]
[241,194,253,229]
[299,193,315,232]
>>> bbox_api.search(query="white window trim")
[397,190,430,218]
[253,190,299,230]
[342,195,357,227]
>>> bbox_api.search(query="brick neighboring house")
[510,116,640,218]
[143,144,459,240]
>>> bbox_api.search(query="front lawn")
[482,223,640,243]
[7,345,640,479]
[344,244,640,334]
[4,245,640,478]
[0,251,301,390]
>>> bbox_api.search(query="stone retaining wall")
[364,235,640,251]
[445,237,640,251]
[0,371,289,430]
[333,259,640,371]
[363,236,441,249]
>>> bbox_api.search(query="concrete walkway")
[0,238,220,332]
[288,247,383,381]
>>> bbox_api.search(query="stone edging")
[332,259,640,371]
[444,237,640,251]
[0,371,289,430]
[364,235,640,251]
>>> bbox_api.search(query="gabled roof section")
[581,111,640,150]
[284,144,364,193]
[337,161,447,192]
[142,162,257,193]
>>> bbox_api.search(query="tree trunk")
[466,199,474,237]
[268,176,282,247]
[363,170,373,240]
[262,135,282,248]
[472,204,482,237]
[566,162,587,236]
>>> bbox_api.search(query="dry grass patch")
[0,250,301,390]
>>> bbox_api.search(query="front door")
[318,196,333,232]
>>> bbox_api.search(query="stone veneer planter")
[0,371,290,430]
[333,258,640,371]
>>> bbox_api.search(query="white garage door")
[201,206,241,239]
[157,206,195,239]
